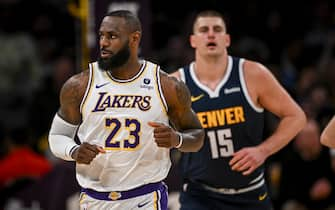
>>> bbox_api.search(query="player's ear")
[190,34,196,49]
[130,31,141,46]
[224,33,231,48]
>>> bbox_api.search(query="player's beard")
[97,40,131,72]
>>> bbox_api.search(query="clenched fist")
[71,142,106,164]
[148,121,180,148]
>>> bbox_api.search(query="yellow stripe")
[79,193,87,204]
[153,191,158,210]
[81,63,94,118]
[154,65,168,116]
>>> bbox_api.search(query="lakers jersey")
[179,56,265,189]
[76,60,171,192]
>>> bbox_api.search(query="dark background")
[0,0,335,209]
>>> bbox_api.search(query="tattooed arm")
[49,70,105,164]
[151,70,204,152]
[58,70,89,123]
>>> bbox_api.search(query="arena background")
[0,0,334,209]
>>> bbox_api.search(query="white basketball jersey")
[76,60,171,191]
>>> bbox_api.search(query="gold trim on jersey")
[105,61,148,84]
[155,65,168,115]
[79,192,87,204]
[80,63,94,118]
[153,190,158,210]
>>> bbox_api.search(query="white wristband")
[175,132,183,148]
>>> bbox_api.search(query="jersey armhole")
[178,68,186,83]
[239,59,264,113]
[156,66,169,114]
[79,63,94,115]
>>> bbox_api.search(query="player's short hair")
[193,10,227,32]
[105,10,142,33]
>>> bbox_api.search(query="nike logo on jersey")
[96,82,109,88]
[258,192,267,201]
[138,200,150,208]
[224,87,240,94]
[191,94,204,102]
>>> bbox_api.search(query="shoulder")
[60,70,90,105]
[241,59,282,105]
[242,59,275,81]
[159,70,191,109]
[168,63,191,81]
[159,70,181,93]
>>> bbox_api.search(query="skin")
[321,116,335,148]
[57,15,204,164]
[294,120,332,201]
[171,15,306,175]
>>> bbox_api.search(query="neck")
[108,58,142,80]
[192,52,229,91]
[194,54,228,80]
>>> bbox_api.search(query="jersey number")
[105,118,141,149]
[207,129,234,159]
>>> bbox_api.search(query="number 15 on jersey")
[207,128,234,159]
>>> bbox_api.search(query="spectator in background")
[0,126,52,207]
[276,119,335,210]
[0,0,43,131]
[29,54,76,159]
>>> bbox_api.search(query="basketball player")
[170,10,306,210]
[321,116,335,148]
[48,10,204,210]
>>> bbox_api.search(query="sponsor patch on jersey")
[144,78,151,84]
[224,87,240,94]
[140,78,153,90]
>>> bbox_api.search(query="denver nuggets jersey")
[179,56,265,189]
[76,60,171,192]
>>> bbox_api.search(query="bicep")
[58,75,84,124]
[164,76,201,131]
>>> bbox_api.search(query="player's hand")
[148,121,180,148]
[71,142,105,164]
[229,146,266,175]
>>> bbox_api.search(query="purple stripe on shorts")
[158,183,168,210]
[82,182,164,201]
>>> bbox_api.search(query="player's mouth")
[207,42,217,49]
[100,49,113,58]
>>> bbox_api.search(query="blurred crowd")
[0,0,335,209]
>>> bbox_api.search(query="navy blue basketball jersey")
[179,56,265,189]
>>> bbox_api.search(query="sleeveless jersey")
[179,56,265,189]
[76,60,171,192]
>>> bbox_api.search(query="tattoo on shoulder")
[61,71,89,105]
[175,79,191,106]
